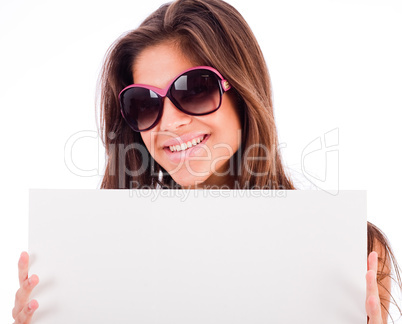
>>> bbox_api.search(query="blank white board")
[29,189,366,324]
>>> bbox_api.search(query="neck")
[182,160,237,189]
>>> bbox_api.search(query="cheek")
[217,97,242,143]
[140,132,153,156]
[223,112,242,155]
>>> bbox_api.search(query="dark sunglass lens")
[121,88,161,131]
[171,70,221,114]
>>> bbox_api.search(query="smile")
[169,135,206,152]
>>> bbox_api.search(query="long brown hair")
[97,0,401,320]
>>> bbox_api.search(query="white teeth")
[169,135,205,152]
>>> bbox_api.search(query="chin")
[171,173,211,189]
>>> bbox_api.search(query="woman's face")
[134,42,242,188]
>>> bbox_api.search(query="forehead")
[132,42,196,89]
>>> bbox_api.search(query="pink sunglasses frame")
[119,66,232,132]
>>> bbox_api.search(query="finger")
[368,251,378,274]
[366,252,382,323]
[13,275,40,319]
[366,252,379,300]
[366,252,380,305]
[18,252,29,286]
[366,294,382,324]
[13,300,38,324]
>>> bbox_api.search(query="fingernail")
[28,277,32,285]
[28,300,39,312]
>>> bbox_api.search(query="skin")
[367,244,392,324]
[12,42,392,324]
[12,252,39,324]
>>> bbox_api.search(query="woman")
[12,0,401,323]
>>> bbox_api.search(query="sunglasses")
[119,66,231,132]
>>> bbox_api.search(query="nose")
[158,97,192,132]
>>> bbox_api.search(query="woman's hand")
[9,251,390,323]
[366,251,385,324]
[12,252,39,324]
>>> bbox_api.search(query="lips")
[162,133,210,163]
[162,132,209,149]
[168,134,206,152]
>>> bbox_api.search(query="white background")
[0,0,401,322]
